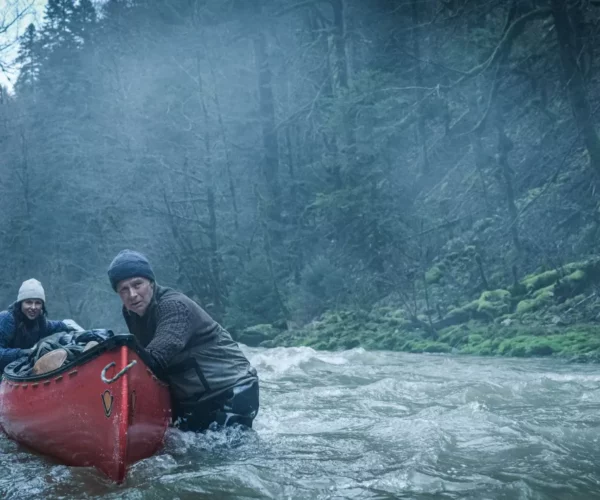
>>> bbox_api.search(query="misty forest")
[2,0,600,360]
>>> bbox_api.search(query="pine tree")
[14,24,42,96]
[37,0,97,96]
[40,0,77,54]
[71,0,97,46]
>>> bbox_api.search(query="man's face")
[117,277,154,316]
[21,299,43,320]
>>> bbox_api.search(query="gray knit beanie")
[17,278,46,303]
[107,249,155,291]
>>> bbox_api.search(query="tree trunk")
[328,0,355,154]
[196,54,224,318]
[495,113,521,252]
[471,134,492,215]
[18,128,33,274]
[412,0,429,175]
[253,32,283,245]
[324,0,358,196]
[328,0,349,92]
[551,0,600,175]
[206,49,240,231]
[285,126,303,284]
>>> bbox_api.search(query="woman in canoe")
[107,249,260,432]
[0,279,76,372]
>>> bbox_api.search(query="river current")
[1,346,599,499]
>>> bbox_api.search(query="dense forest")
[1,0,600,358]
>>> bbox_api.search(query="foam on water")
[1,348,599,499]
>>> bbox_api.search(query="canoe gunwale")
[2,334,163,384]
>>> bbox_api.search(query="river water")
[1,346,599,499]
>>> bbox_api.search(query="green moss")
[468,333,484,344]
[237,323,281,346]
[567,269,585,281]
[476,289,511,318]
[271,318,600,360]
[446,301,478,323]
[521,269,559,293]
[438,325,470,347]
[519,259,600,299]
[516,299,536,315]
[555,269,590,298]
[423,342,452,353]
[441,290,510,324]
[533,285,555,299]
[516,286,554,315]
[265,257,600,360]
[461,338,497,355]
[407,341,452,353]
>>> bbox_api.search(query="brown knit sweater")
[123,285,219,373]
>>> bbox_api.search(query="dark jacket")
[0,302,73,371]
[123,285,258,410]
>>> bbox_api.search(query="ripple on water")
[1,348,600,499]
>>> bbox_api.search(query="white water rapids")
[1,346,599,499]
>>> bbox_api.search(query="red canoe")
[0,334,172,483]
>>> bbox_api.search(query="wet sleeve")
[46,320,75,334]
[0,313,25,369]
[143,300,193,373]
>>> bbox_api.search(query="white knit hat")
[17,278,46,303]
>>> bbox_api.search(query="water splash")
[0,348,599,499]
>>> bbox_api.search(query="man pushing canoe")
[107,249,259,432]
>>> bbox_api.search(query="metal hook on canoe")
[101,360,137,384]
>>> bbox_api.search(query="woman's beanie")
[107,250,155,291]
[17,278,46,303]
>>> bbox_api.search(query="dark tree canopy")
[1,0,600,343]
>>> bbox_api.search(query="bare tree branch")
[452,8,552,87]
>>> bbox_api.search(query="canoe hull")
[0,343,171,482]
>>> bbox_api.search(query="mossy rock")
[496,334,579,357]
[555,269,589,298]
[468,333,484,345]
[509,282,527,300]
[445,301,478,323]
[520,258,600,298]
[422,342,452,353]
[516,288,554,315]
[460,338,497,355]
[476,289,511,319]
[533,285,555,299]
[527,343,554,356]
[379,335,400,350]
[521,269,559,293]
[563,294,586,308]
[439,325,471,347]
[311,340,331,350]
[340,337,361,349]
[238,324,280,347]
[407,341,452,354]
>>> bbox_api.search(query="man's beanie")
[107,249,155,291]
[17,278,46,303]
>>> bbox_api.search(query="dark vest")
[124,286,257,406]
